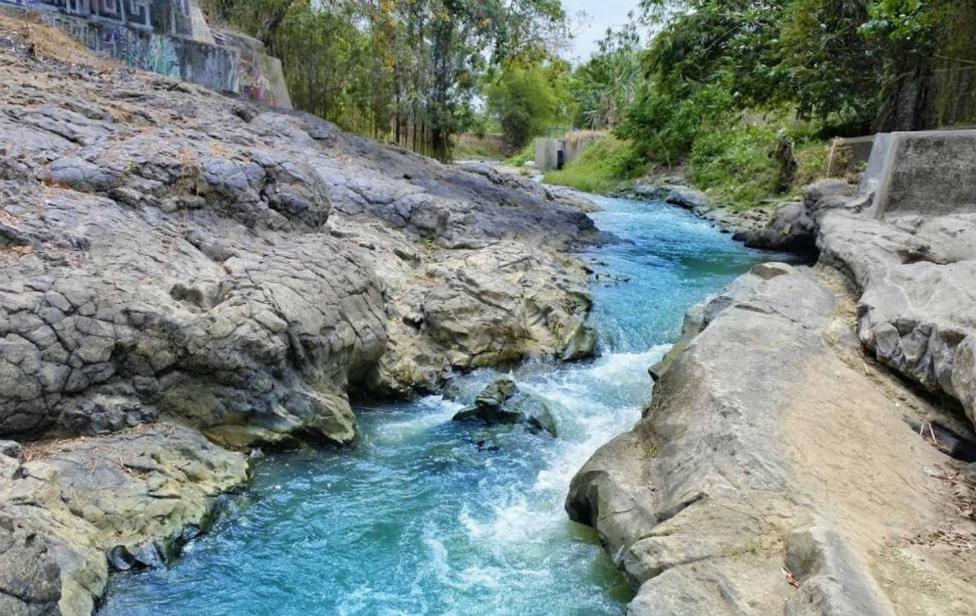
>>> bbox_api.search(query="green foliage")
[485,64,562,150]
[451,134,506,161]
[543,136,642,194]
[782,0,880,133]
[793,141,831,187]
[688,126,780,211]
[643,1,787,109]
[507,141,537,167]
[595,0,957,209]
[860,1,976,129]
[618,82,735,166]
[571,17,642,129]
[202,0,567,161]
[861,0,937,44]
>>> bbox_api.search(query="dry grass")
[563,129,609,147]
[0,12,117,71]
[451,133,506,160]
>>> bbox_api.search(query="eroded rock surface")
[741,179,976,430]
[0,18,601,615]
[572,173,976,614]
[568,263,976,615]
[0,422,248,616]
[0,23,598,445]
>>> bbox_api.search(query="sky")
[561,0,641,62]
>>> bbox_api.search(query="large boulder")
[566,264,972,614]
[734,201,817,253]
[817,209,976,429]
[664,186,709,210]
[0,422,249,616]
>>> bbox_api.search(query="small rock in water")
[133,542,165,569]
[474,439,501,452]
[107,546,137,572]
[593,272,632,286]
[452,378,558,437]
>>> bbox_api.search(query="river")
[101,194,772,615]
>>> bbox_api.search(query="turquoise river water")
[101,195,773,616]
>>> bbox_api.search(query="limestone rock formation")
[741,178,976,431]
[0,422,248,616]
[0,17,600,615]
[568,263,976,615]
[0,23,598,446]
[572,167,976,614]
[817,207,976,430]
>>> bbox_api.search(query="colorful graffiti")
[7,0,176,32]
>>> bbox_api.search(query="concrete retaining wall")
[534,132,604,171]
[865,130,976,217]
[0,0,291,109]
[535,138,559,171]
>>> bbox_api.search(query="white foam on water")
[459,344,675,562]
[371,395,462,444]
[459,497,559,547]
[586,345,671,384]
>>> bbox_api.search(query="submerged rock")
[452,378,558,437]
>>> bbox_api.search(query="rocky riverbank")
[0,18,603,615]
[615,177,774,236]
[569,180,976,614]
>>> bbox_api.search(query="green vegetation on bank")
[542,136,637,194]
[507,142,536,168]
[202,0,976,207]
[542,129,830,209]
[551,0,976,207]
[451,134,507,161]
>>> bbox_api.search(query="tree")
[571,17,641,129]
[485,64,562,150]
[202,0,567,161]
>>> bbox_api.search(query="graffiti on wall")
[0,0,292,108]
[3,0,195,36]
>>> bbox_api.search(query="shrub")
[688,126,779,211]
[543,136,643,193]
[507,141,536,167]
[793,141,831,190]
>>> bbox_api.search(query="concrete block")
[535,138,558,171]
[866,130,976,217]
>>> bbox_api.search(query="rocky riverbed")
[4,13,976,616]
[0,19,601,615]
[569,180,976,614]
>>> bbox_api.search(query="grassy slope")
[542,131,830,209]
[542,136,636,194]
